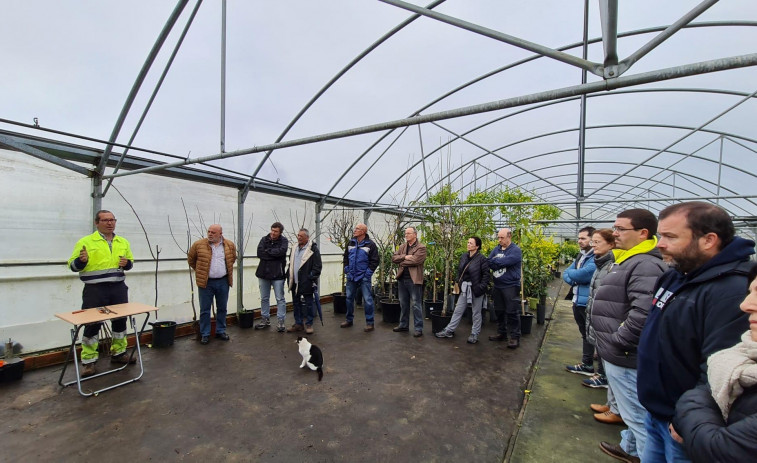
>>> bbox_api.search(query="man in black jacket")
[637,202,754,462]
[255,222,289,332]
[286,228,322,335]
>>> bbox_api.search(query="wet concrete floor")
[1,293,553,462]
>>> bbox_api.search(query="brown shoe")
[340,321,353,328]
[110,351,137,364]
[599,441,639,463]
[488,333,506,341]
[287,323,304,333]
[364,324,374,332]
[507,339,520,349]
[305,325,314,334]
[81,363,96,377]
[594,410,625,425]
[590,403,610,413]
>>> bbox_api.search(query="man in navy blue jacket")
[563,226,597,375]
[340,223,380,332]
[638,202,754,462]
[488,228,522,348]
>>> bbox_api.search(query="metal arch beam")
[102,54,757,182]
[376,87,757,207]
[379,0,603,75]
[408,119,757,207]
[240,0,448,202]
[94,0,189,191]
[322,22,757,206]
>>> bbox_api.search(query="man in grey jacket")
[591,209,667,463]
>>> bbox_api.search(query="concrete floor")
[1,293,553,462]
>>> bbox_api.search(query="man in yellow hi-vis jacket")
[68,210,134,377]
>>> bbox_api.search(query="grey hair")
[298,228,310,237]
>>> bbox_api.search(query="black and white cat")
[296,336,323,381]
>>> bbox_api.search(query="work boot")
[110,351,136,364]
[255,317,270,330]
[287,324,304,333]
[81,363,96,377]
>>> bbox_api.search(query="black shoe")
[599,442,640,463]
[488,333,506,341]
[200,336,209,345]
[507,339,520,349]
[413,331,423,337]
[393,326,409,332]
[215,332,230,341]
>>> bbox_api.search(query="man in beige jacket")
[391,226,427,337]
[188,224,236,345]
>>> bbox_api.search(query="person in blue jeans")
[255,222,289,332]
[391,226,427,337]
[340,223,379,332]
[286,228,322,335]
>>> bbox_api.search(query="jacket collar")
[615,236,658,264]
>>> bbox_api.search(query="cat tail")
[317,367,323,382]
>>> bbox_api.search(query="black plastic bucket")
[150,321,177,348]
[238,310,255,329]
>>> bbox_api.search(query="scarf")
[707,330,757,420]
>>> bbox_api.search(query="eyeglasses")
[99,218,117,223]
[589,241,600,245]
[612,226,640,232]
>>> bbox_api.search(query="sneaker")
[200,336,210,345]
[583,374,609,388]
[305,325,314,335]
[81,363,96,377]
[466,334,478,344]
[435,330,454,338]
[565,363,595,376]
[599,441,640,463]
[277,319,286,332]
[392,325,409,332]
[287,323,304,333]
[255,318,270,330]
[215,332,230,341]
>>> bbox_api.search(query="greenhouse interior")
[1,1,756,462]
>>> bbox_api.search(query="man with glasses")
[563,226,596,372]
[68,210,134,377]
[592,209,667,463]
[341,223,379,332]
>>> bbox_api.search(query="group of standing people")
[562,202,757,463]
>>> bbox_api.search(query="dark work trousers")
[572,303,595,366]
[492,285,520,339]
[81,281,129,337]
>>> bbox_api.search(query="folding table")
[55,302,156,397]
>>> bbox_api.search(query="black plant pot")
[430,311,452,333]
[424,300,443,319]
[536,303,546,325]
[521,312,534,335]
[150,321,177,348]
[332,293,347,314]
[238,310,255,329]
[381,299,401,323]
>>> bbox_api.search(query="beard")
[664,239,709,274]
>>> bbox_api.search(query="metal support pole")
[221,0,227,154]
[237,189,244,310]
[577,0,589,203]
[315,202,322,247]
[716,136,724,205]
[418,124,430,200]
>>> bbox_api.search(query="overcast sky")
[2,1,757,220]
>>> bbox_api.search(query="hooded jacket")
[563,249,596,307]
[488,243,522,288]
[287,240,322,296]
[343,234,379,282]
[637,236,755,421]
[592,238,667,368]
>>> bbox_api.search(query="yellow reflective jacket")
[68,231,134,284]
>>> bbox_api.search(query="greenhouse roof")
[2,1,757,233]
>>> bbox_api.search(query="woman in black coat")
[671,265,757,462]
[434,236,489,344]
